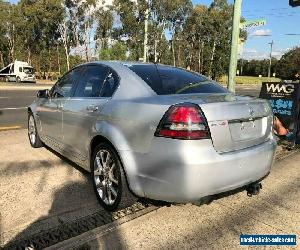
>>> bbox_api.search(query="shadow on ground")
[3,181,118,249]
[2,149,124,249]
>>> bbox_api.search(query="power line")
[244,14,300,17]
[242,7,294,12]
[242,7,299,13]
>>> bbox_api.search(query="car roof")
[80,61,174,68]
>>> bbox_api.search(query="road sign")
[290,0,300,7]
[260,82,300,144]
[240,18,266,29]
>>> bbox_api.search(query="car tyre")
[16,76,21,83]
[92,143,137,211]
[28,112,43,148]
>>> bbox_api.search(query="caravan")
[0,60,36,83]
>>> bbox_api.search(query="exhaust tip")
[246,182,262,197]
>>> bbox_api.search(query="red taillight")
[155,103,210,140]
[168,106,203,123]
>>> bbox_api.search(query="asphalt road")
[0,83,52,129]
[0,89,36,128]
[0,83,261,130]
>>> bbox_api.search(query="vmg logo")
[266,83,295,94]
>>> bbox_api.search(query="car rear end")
[131,97,276,202]
[118,63,277,202]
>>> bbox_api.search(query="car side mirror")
[37,89,49,98]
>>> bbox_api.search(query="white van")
[0,60,36,83]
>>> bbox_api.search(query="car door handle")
[86,105,99,112]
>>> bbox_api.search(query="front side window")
[74,65,118,98]
[51,67,82,98]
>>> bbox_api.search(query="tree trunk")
[0,51,4,69]
[65,45,70,71]
[37,56,41,80]
[178,43,181,67]
[71,15,80,57]
[198,39,201,73]
[200,41,204,74]
[198,40,204,74]
[57,45,61,75]
[154,39,158,63]
[172,34,176,67]
[8,23,15,62]
[74,31,80,57]
[59,21,70,71]
[84,22,89,61]
[27,46,31,65]
[8,39,14,62]
[189,45,193,71]
[208,40,216,79]
[48,48,52,79]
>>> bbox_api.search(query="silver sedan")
[28,62,277,211]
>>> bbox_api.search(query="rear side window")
[127,64,228,95]
[126,65,163,94]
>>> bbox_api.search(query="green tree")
[180,0,244,79]
[99,41,127,60]
[95,7,114,52]
[153,0,193,66]
[0,1,20,63]
[238,58,278,77]
[276,47,300,80]
[114,0,147,61]
[0,0,9,67]
[17,0,64,63]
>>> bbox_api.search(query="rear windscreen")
[127,64,228,95]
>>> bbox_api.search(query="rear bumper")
[120,138,277,203]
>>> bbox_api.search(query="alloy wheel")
[28,115,36,145]
[93,149,119,205]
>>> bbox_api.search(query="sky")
[8,0,300,60]
[193,0,300,60]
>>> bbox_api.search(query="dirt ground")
[0,129,299,249]
[0,129,102,246]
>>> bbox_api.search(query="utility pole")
[228,0,242,93]
[143,1,150,63]
[268,40,274,78]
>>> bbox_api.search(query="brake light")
[155,103,210,140]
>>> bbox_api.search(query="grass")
[219,76,281,85]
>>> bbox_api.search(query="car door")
[38,67,81,147]
[62,64,119,165]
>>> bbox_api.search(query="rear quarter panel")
[96,98,170,153]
